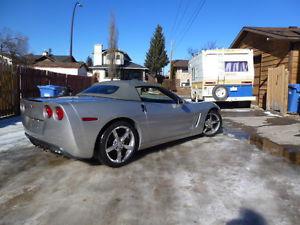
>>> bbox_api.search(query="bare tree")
[107,13,118,80]
[187,47,199,57]
[187,41,218,58]
[201,41,218,50]
[0,28,29,64]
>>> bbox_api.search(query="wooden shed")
[230,27,300,109]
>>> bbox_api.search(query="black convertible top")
[80,80,160,101]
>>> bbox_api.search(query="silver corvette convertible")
[21,80,222,167]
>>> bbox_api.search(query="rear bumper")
[25,133,74,158]
[24,128,92,159]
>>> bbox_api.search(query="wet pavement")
[0,111,300,225]
[222,109,300,165]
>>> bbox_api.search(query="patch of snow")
[264,111,282,117]
[0,117,31,152]
[222,109,252,112]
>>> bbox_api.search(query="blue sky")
[1,0,300,66]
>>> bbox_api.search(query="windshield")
[79,85,119,95]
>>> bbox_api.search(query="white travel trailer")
[189,49,255,102]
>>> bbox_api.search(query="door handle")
[141,104,147,112]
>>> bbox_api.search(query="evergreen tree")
[86,56,93,67]
[145,25,169,76]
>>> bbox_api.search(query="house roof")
[231,26,300,48]
[34,60,87,69]
[123,61,148,70]
[34,55,76,63]
[172,60,189,68]
[90,61,148,70]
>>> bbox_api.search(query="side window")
[225,61,248,72]
[136,87,176,104]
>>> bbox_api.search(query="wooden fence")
[19,67,93,98]
[0,64,94,118]
[266,65,289,114]
[0,64,20,118]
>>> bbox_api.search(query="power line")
[174,0,206,51]
[169,0,183,40]
[172,1,190,41]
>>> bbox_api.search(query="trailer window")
[225,61,248,72]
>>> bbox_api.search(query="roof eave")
[230,27,300,48]
[230,27,248,48]
[90,66,148,70]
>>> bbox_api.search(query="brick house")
[171,60,191,87]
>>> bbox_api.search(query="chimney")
[42,50,48,56]
[93,44,103,66]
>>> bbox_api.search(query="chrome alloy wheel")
[105,126,135,163]
[203,111,221,136]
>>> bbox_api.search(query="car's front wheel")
[203,110,222,137]
[96,121,138,167]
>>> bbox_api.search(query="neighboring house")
[0,53,13,65]
[89,44,148,82]
[230,26,300,108]
[32,51,88,76]
[171,60,191,87]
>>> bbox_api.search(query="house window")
[181,67,188,73]
[116,55,120,60]
[225,61,248,72]
[187,79,190,85]
[192,68,195,81]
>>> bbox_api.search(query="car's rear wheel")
[203,110,222,137]
[96,121,138,167]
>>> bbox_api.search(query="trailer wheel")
[212,85,229,101]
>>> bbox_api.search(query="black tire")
[203,109,222,137]
[212,85,229,101]
[95,121,139,167]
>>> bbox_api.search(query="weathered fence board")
[0,64,94,118]
[0,64,20,118]
[266,65,289,114]
[19,67,93,98]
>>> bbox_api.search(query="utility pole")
[69,2,82,57]
[0,44,3,62]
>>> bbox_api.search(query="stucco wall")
[34,67,87,76]
[175,69,191,86]
[92,69,106,82]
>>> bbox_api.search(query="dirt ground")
[0,110,300,225]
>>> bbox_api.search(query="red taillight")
[44,105,53,118]
[55,107,64,120]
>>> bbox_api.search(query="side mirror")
[177,98,184,105]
